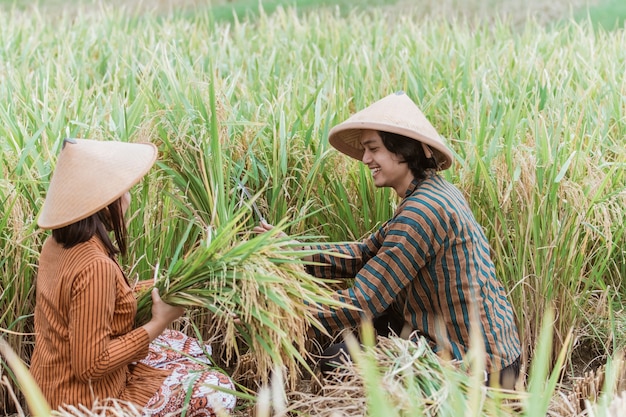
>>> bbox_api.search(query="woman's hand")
[150,288,185,325]
[141,288,185,341]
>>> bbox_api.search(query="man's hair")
[379,131,438,183]
[52,197,127,257]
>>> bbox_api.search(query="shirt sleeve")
[306,241,370,278]
[310,205,444,333]
[69,259,150,383]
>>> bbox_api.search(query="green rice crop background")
[1,0,625,414]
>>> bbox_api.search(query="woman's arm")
[69,261,149,382]
[69,261,183,383]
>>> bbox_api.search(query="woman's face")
[360,130,414,196]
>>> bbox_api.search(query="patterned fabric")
[306,174,521,373]
[141,329,236,417]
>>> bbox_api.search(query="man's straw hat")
[328,91,454,170]
[38,138,158,230]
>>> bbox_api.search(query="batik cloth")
[141,329,236,416]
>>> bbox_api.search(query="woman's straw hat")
[328,91,454,170]
[38,138,158,230]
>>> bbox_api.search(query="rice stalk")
[135,215,350,388]
[289,333,522,417]
[0,148,44,415]
[0,338,51,417]
[1,1,625,415]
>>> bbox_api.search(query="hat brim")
[327,92,454,170]
[329,121,453,170]
[37,140,158,230]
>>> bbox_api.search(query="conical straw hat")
[38,138,157,230]
[328,91,454,170]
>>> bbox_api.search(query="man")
[255,91,521,389]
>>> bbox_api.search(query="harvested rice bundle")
[291,335,522,417]
[135,221,347,387]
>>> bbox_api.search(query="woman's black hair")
[379,131,438,184]
[52,197,127,258]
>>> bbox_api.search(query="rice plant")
[1,0,625,415]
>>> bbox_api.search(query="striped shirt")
[31,236,169,410]
[307,174,521,372]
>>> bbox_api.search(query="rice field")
[1,0,625,415]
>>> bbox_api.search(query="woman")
[31,138,236,415]
[255,92,522,389]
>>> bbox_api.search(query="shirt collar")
[404,178,420,198]
[403,170,436,199]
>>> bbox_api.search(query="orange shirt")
[31,236,169,410]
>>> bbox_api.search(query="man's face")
[359,130,413,195]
